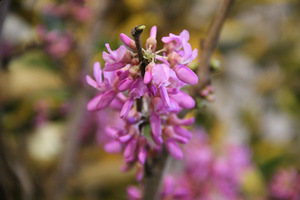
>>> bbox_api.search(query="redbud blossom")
[86,26,199,180]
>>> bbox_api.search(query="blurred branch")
[50,1,116,199]
[193,0,235,96]
[0,1,22,200]
[0,128,22,200]
[0,0,9,40]
[0,0,10,70]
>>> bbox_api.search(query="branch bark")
[142,147,171,200]
[131,25,148,113]
[194,0,235,96]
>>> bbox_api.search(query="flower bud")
[120,33,136,50]
[144,62,154,84]
[173,65,198,85]
[165,139,183,159]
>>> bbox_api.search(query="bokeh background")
[0,0,300,199]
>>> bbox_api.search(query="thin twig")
[194,0,235,96]
[142,147,171,200]
[131,25,149,78]
[131,25,147,112]
[0,0,10,70]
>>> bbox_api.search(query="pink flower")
[146,26,157,51]
[86,62,117,111]
[179,40,198,64]
[120,33,136,50]
[269,168,299,199]
[165,138,183,159]
[162,30,190,51]
[103,44,132,71]
[86,26,199,180]
[127,186,142,200]
[86,62,105,90]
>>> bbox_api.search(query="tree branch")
[131,25,149,78]
[0,0,10,70]
[142,147,171,200]
[141,1,235,199]
[194,0,235,96]
[131,25,147,113]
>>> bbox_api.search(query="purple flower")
[129,77,148,99]
[103,43,132,71]
[179,40,198,64]
[165,138,183,159]
[120,33,136,50]
[120,98,134,118]
[86,62,105,90]
[150,111,161,137]
[127,186,142,200]
[152,64,171,108]
[169,91,195,109]
[269,168,299,199]
[87,26,199,182]
[146,26,157,51]
[144,62,154,84]
[162,29,190,51]
[87,90,116,111]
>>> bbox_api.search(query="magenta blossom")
[128,128,254,199]
[103,44,132,71]
[86,26,198,180]
[86,62,117,111]
[162,29,190,52]
[269,168,300,199]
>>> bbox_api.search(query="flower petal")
[120,98,134,118]
[152,64,170,87]
[173,65,198,85]
[159,86,170,108]
[87,93,103,111]
[150,111,161,137]
[165,139,183,159]
[104,141,122,153]
[86,75,98,88]
[93,61,102,84]
[174,125,193,140]
[124,138,137,159]
[170,91,195,109]
[138,146,147,165]
[120,33,136,50]
[150,26,157,38]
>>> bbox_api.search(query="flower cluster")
[37,26,73,58]
[86,26,198,178]
[36,0,90,58]
[269,168,300,199]
[127,128,253,200]
[42,1,91,22]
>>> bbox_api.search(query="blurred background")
[0,0,300,199]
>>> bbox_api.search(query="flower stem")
[131,25,148,113]
[131,25,148,77]
[142,147,171,200]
